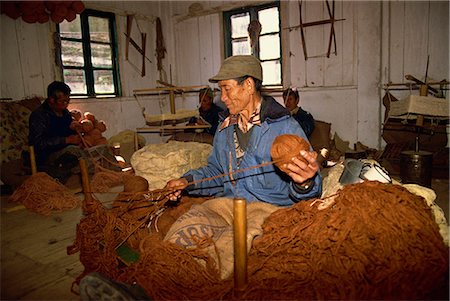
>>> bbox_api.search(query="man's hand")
[165,178,189,201]
[281,150,319,184]
[65,134,82,145]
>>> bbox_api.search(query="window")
[58,9,120,97]
[224,2,282,86]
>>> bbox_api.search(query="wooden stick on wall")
[233,198,248,296]
[125,15,133,60]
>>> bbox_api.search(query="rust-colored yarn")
[68,181,448,300]
[9,172,80,215]
[90,170,125,193]
[271,134,310,172]
[123,175,149,193]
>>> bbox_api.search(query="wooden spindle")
[233,198,248,296]
[29,145,37,175]
[79,159,97,214]
[134,132,139,151]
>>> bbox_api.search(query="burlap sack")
[164,198,279,279]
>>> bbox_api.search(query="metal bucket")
[339,159,364,185]
[400,150,433,187]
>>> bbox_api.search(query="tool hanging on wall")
[125,14,152,77]
[247,20,261,55]
[285,0,345,60]
[156,17,167,82]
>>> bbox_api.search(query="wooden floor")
[1,180,448,300]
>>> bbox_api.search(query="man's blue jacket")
[183,95,322,206]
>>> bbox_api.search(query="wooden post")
[79,159,98,215]
[233,198,248,297]
[134,132,139,151]
[169,90,176,114]
[29,146,37,175]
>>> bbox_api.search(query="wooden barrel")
[400,150,433,187]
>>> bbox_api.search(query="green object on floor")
[116,244,140,264]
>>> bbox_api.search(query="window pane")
[259,7,279,34]
[91,43,112,67]
[231,13,250,38]
[89,16,110,42]
[94,70,114,94]
[259,34,280,60]
[63,69,87,94]
[61,40,84,67]
[232,39,251,55]
[261,60,281,85]
[59,17,81,39]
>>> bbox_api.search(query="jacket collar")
[219,94,289,123]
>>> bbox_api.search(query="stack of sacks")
[70,109,108,148]
[131,141,212,190]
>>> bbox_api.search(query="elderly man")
[167,55,321,205]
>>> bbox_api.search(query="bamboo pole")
[233,198,248,296]
[29,146,37,175]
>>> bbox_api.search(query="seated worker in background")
[283,87,315,138]
[167,55,322,206]
[28,81,118,183]
[188,87,223,135]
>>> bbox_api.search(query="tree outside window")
[58,9,120,97]
[224,2,282,86]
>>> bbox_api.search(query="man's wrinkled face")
[284,94,299,111]
[218,79,251,115]
[49,91,70,113]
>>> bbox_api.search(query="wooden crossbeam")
[285,0,345,60]
[125,15,151,77]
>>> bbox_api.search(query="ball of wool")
[95,137,108,146]
[89,128,103,140]
[271,134,310,172]
[84,112,97,123]
[71,1,85,14]
[70,121,82,132]
[81,119,94,133]
[96,120,107,132]
[70,109,82,121]
[123,175,149,193]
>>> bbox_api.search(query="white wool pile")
[130,141,212,190]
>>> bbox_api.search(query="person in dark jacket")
[167,55,322,206]
[28,81,118,183]
[29,81,81,166]
[283,87,315,138]
[188,87,223,135]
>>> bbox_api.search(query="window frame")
[223,1,282,87]
[57,9,121,98]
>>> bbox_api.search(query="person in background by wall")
[283,87,315,138]
[188,87,223,135]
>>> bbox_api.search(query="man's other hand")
[165,178,189,201]
[281,150,319,184]
[65,134,82,145]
